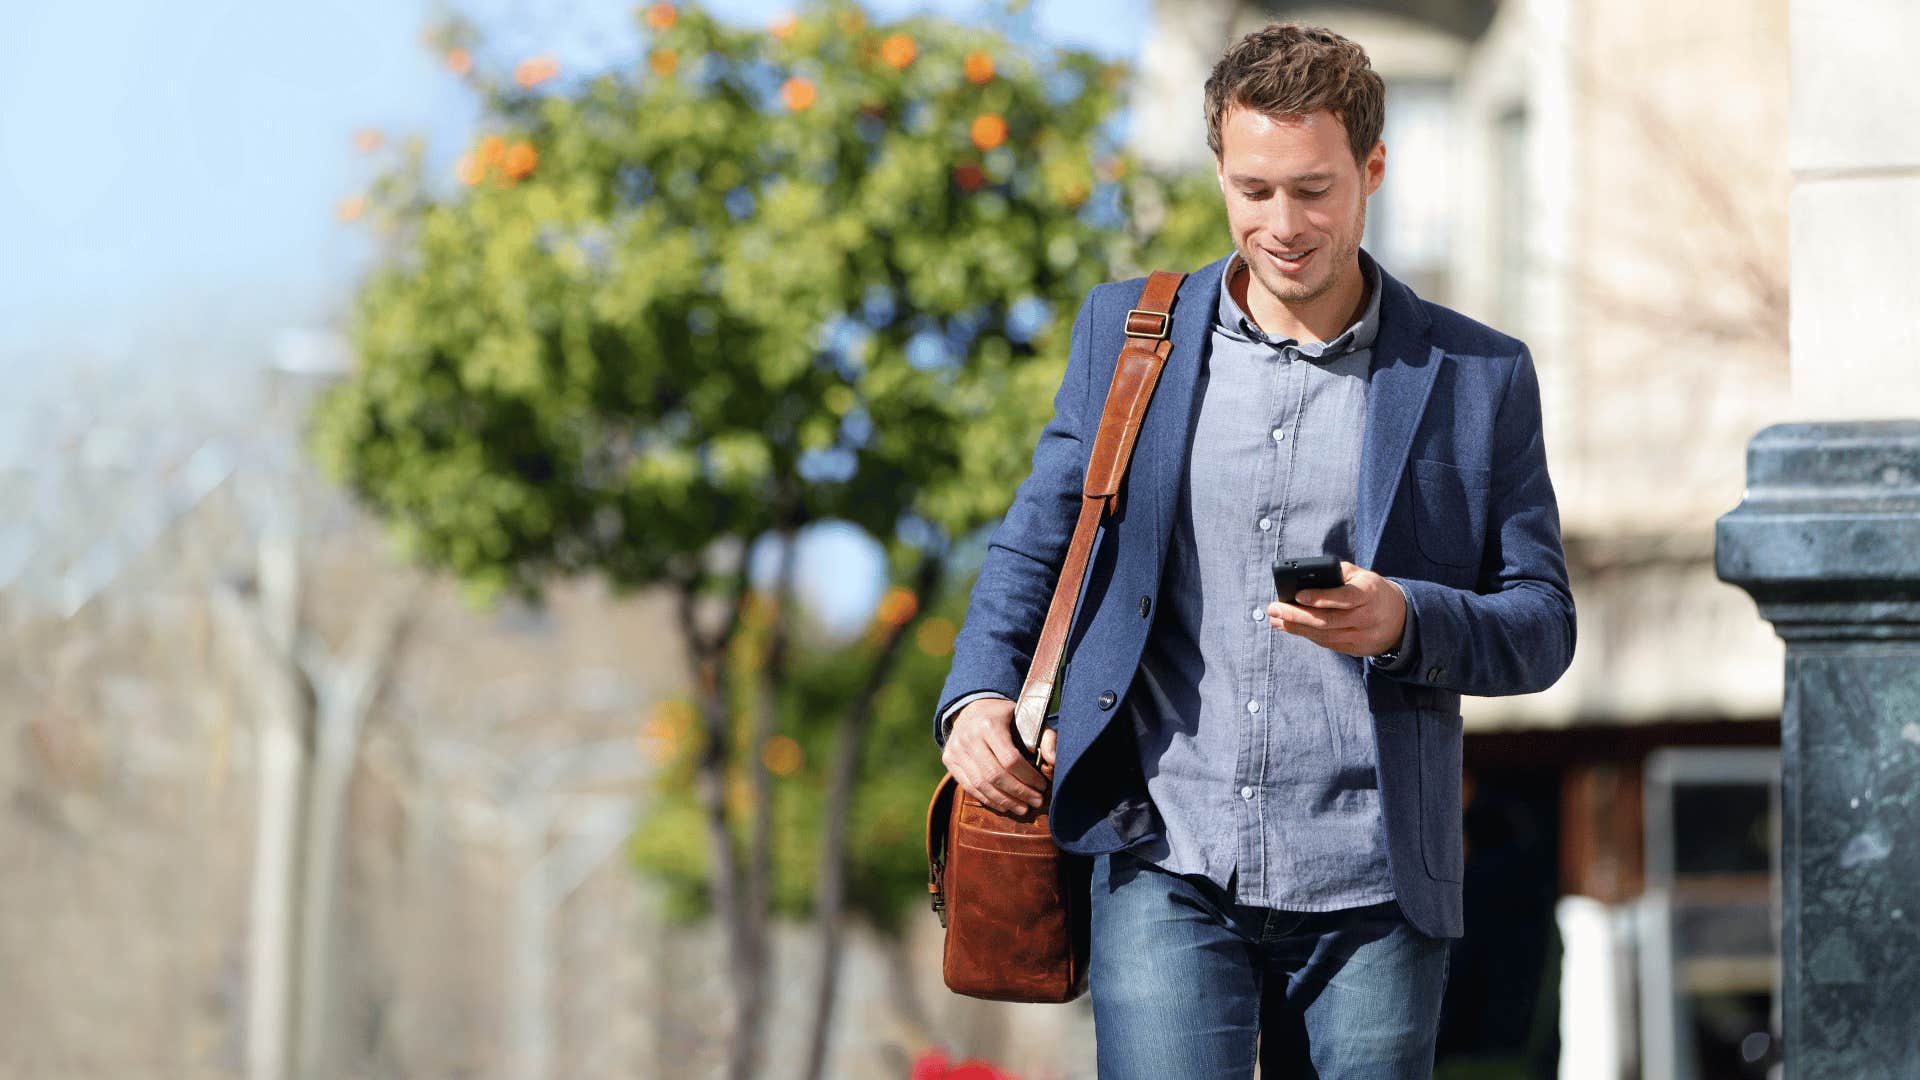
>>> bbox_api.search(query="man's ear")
[1365,140,1387,196]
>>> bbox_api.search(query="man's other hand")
[941,696,1054,819]
[1267,561,1408,658]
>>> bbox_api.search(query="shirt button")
[1258,517,1272,531]
[1240,785,1254,800]
[1252,606,1265,621]
[1246,699,1260,714]
[1271,428,1286,442]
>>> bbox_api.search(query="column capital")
[1716,421,1920,639]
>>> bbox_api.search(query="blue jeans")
[1088,848,1449,1079]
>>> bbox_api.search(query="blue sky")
[0,0,1145,630]
[0,0,1145,388]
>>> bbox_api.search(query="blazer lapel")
[1355,265,1441,570]
[1136,253,1230,564]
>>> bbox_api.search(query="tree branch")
[802,550,946,1080]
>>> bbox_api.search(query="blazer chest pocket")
[1409,459,1491,568]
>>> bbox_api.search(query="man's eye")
[1300,188,1329,198]
[1240,189,1270,200]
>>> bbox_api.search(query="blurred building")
[1134,1,1791,1077]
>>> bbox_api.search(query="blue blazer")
[933,250,1576,938]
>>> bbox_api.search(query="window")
[1494,105,1529,334]
[1366,77,1454,301]
[1641,748,1782,1079]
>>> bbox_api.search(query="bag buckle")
[1124,308,1169,340]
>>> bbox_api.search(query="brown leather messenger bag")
[925,269,1186,1002]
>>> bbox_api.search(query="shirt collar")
[1215,246,1383,360]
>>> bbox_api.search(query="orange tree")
[312,2,1223,1075]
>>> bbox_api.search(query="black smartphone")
[1272,554,1346,603]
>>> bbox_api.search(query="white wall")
[1788,0,1920,419]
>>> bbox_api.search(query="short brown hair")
[1203,22,1385,166]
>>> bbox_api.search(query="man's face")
[1214,104,1385,308]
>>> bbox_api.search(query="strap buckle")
[1124,307,1169,340]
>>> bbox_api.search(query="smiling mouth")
[1264,246,1317,272]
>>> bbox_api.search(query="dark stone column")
[1716,421,1920,1077]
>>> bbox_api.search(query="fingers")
[984,723,1048,805]
[1268,599,1362,632]
[1293,584,1363,609]
[950,758,1035,816]
[1038,728,1057,769]
[1275,623,1368,655]
[1295,565,1371,609]
[1267,600,1370,656]
[941,705,1047,818]
[942,748,1032,816]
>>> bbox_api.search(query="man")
[931,21,1574,1080]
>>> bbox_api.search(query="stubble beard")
[1241,199,1368,311]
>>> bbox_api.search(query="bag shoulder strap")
[1012,270,1185,753]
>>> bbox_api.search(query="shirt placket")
[1226,350,1261,900]
[1241,344,1300,903]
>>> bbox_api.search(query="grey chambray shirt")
[1122,247,1398,910]
[942,248,1412,911]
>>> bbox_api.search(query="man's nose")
[1262,197,1310,246]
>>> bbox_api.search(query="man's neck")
[1232,255,1370,343]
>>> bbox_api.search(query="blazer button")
[1426,664,1446,684]
[1097,690,1117,710]
[1138,595,1152,618]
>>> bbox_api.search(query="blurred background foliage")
[310,0,1224,930]
[634,574,974,927]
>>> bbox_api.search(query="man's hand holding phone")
[941,697,1056,820]
[1268,558,1409,658]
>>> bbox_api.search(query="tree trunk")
[733,533,799,1080]
[292,593,413,1080]
[678,580,755,1079]
[216,509,413,1080]
[802,555,944,1080]
[214,516,310,1080]
[292,697,352,1080]
[246,695,311,1080]
[507,811,554,1080]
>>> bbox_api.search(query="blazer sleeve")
[1384,344,1577,697]
[932,286,1102,747]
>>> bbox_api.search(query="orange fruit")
[875,585,919,628]
[514,55,558,88]
[502,141,537,179]
[643,3,677,30]
[444,47,472,76]
[478,134,506,165]
[650,47,678,76]
[648,700,693,738]
[761,735,803,776]
[879,33,916,69]
[455,152,484,186]
[334,195,367,222]
[780,76,816,111]
[769,13,797,40]
[915,617,956,657]
[963,51,994,85]
[970,113,1007,151]
[953,163,985,191]
[352,128,383,154]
